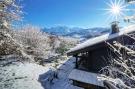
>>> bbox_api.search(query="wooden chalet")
[67,24,135,89]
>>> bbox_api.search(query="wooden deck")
[68,69,104,87]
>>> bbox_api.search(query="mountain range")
[42,26,110,40]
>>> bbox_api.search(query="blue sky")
[22,0,132,28]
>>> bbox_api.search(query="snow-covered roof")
[68,69,104,87]
[67,25,135,55]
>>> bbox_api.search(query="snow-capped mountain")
[42,26,110,39]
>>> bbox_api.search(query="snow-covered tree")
[125,0,135,3]
[100,41,135,89]
[13,25,53,60]
[0,0,22,30]
[124,0,135,23]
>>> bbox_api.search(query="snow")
[0,56,82,89]
[0,61,49,89]
[15,63,49,80]
[50,58,83,89]
[0,56,83,89]
[128,1,135,4]
[67,25,135,55]
[69,69,104,87]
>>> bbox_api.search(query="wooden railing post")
[74,54,78,68]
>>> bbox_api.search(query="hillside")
[0,25,79,89]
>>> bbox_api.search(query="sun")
[104,0,128,21]
[111,5,121,14]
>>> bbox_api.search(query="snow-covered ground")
[50,58,82,89]
[38,57,83,89]
[0,55,82,89]
[0,56,49,89]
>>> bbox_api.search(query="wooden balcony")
[68,69,105,89]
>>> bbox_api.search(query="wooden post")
[76,56,78,68]
[74,54,78,68]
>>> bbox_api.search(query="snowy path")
[51,58,82,89]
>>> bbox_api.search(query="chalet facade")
[67,24,135,89]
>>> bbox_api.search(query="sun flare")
[111,5,121,14]
[104,0,128,21]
